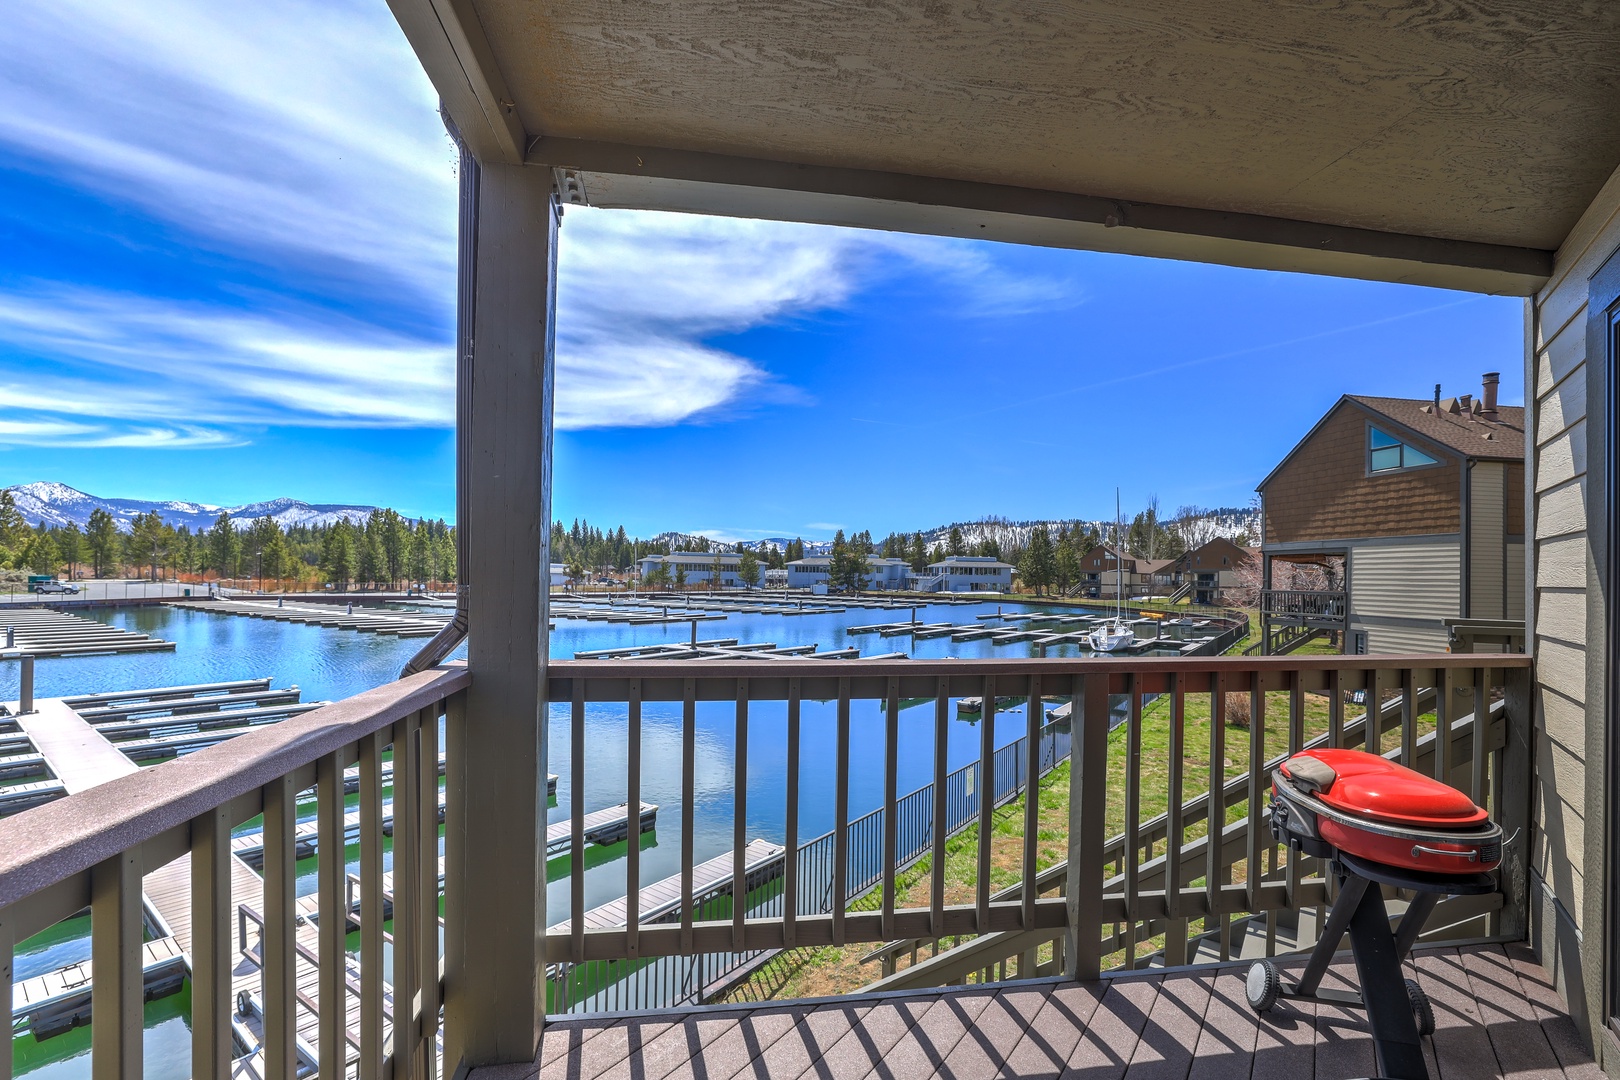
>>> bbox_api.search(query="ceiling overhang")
[385,0,1620,297]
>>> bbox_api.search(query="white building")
[637,552,748,587]
[786,555,911,590]
[918,555,1015,592]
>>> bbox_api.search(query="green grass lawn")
[721,679,1436,1001]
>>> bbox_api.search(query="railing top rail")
[548,653,1528,680]
[0,662,468,910]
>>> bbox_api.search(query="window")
[1368,426,1439,472]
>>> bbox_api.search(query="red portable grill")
[1246,748,1503,1080]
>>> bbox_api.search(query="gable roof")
[1348,396,1524,461]
[1257,394,1524,492]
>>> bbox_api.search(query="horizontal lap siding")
[1530,164,1620,958]
[1471,462,1507,619]
[1348,539,1458,655]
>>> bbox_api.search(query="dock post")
[690,620,697,646]
[4,627,11,649]
[19,655,33,714]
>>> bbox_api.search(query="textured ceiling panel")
[470,0,1620,248]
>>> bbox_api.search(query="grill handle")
[1410,844,1478,862]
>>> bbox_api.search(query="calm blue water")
[8,596,1115,1070]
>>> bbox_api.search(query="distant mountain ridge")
[9,481,378,533]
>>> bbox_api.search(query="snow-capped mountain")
[9,482,379,533]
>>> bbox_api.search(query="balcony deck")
[495,944,1597,1080]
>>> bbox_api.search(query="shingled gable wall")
[1262,401,1462,545]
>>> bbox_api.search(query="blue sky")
[0,0,1524,540]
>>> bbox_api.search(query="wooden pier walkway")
[0,607,174,657]
[174,598,452,637]
[548,839,787,937]
[544,802,659,855]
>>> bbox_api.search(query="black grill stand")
[1245,850,1497,1080]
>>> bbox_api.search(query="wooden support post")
[444,158,556,1070]
[91,851,142,1080]
[191,806,233,1080]
[1066,675,1110,980]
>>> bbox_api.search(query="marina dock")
[0,607,174,657]
[172,598,453,637]
[547,838,787,938]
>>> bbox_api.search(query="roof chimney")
[1433,383,1441,413]
[1459,393,1472,415]
[1482,372,1499,418]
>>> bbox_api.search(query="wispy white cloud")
[0,0,456,300]
[0,0,1087,440]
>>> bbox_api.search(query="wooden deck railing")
[1260,589,1348,619]
[0,663,467,1080]
[0,654,1533,1078]
[543,655,1533,1003]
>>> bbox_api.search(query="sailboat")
[1088,490,1138,653]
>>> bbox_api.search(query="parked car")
[33,580,81,594]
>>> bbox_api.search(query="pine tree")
[739,549,760,589]
[947,526,966,557]
[909,532,928,572]
[0,491,29,563]
[57,522,83,579]
[1019,524,1054,596]
[207,513,239,580]
[87,508,120,577]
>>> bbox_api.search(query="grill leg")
[1347,883,1429,1080]
[1293,871,1368,996]
[1393,890,1440,960]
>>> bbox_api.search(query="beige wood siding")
[1470,461,1508,619]
[1528,160,1620,996]
[1345,539,1458,655]
[1349,540,1460,619]
[1506,540,1526,621]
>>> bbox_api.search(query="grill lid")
[1280,748,1488,829]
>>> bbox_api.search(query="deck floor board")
[490,943,1599,1080]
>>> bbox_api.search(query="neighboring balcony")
[0,651,1588,1080]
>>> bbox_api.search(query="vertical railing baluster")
[419,706,441,1074]
[572,678,587,964]
[1438,666,1457,786]
[1022,675,1042,932]
[1165,673,1186,966]
[0,910,11,1080]
[1285,672,1304,911]
[1246,673,1265,918]
[627,679,643,960]
[1122,673,1141,968]
[1400,668,1417,766]
[1365,669,1381,753]
[833,677,850,946]
[681,677,696,955]
[1490,663,1503,816]
[1065,674,1109,980]
[359,730,384,1080]
[882,675,900,940]
[390,713,420,1079]
[191,805,232,1080]
[976,676,996,935]
[263,774,297,1080]
[1328,669,1344,747]
[733,679,749,952]
[1472,667,1488,806]
[931,676,948,940]
[784,676,800,949]
[317,748,349,1080]
[1209,672,1227,961]
[91,850,142,1080]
